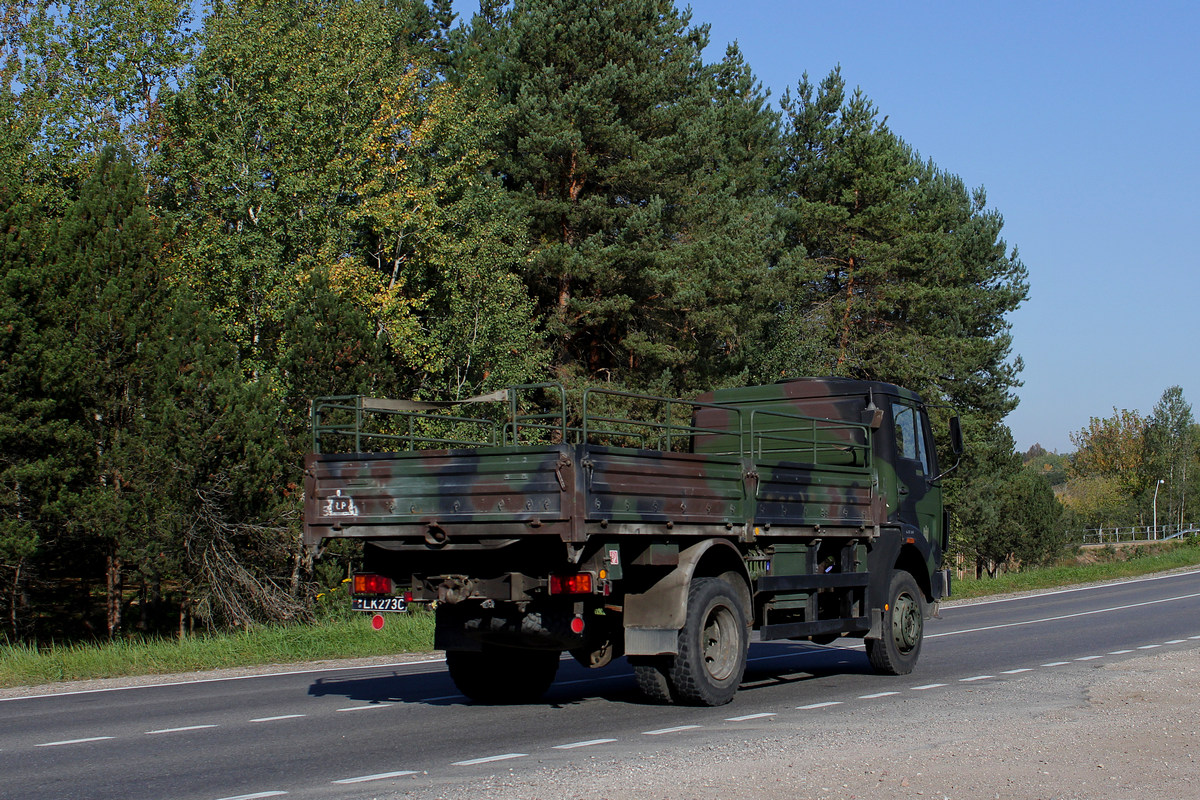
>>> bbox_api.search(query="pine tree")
[771,68,1028,421]
[45,148,180,636]
[28,148,299,637]
[0,180,90,637]
[471,0,777,391]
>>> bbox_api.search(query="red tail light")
[549,573,594,595]
[353,573,394,595]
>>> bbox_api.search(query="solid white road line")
[948,569,1200,609]
[929,591,1200,640]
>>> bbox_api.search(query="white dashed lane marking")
[911,683,947,690]
[858,691,900,699]
[643,725,701,736]
[146,724,218,735]
[452,753,527,766]
[797,701,843,709]
[960,675,992,682]
[336,703,393,712]
[725,712,777,721]
[35,736,114,747]
[332,770,418,784]
[552,738,617,749]
[250,715,305,723]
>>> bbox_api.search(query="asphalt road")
[3,569,1199,800]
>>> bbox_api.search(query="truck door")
[889,402,942,544]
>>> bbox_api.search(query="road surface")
[3,569,1198,800]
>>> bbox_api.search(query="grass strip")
[951,538,1200,599]
[4,539,1199,689]
[0,610,435,689]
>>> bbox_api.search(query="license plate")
[324,492,359,516]
[352,597,407,613]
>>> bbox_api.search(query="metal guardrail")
[1080,523,1200,545]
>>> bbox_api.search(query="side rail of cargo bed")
[311,384,872,466]
[305,385,876,549]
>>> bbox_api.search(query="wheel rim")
[701,603,739,682]
[892,591,922,655]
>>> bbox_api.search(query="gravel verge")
[427,647,1198,800]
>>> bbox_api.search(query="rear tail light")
[549,573,594,595]
[352,573,394,595]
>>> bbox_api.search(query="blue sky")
[449,1,1199,452]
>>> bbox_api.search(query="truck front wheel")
[866,569,924,675]
[446,645,560,704]
[632,577,749,706]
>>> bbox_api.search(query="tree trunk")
[106,548,123,638]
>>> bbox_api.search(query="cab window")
[892,403,930,474]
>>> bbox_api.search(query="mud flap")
[624,627,679,656]
[865,607,884,640]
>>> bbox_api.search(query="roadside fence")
[1080,523,1200,545]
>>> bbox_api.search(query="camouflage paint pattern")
[304,378,952,648]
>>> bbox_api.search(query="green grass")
[951,537,1200,599]
[0,609,435,689]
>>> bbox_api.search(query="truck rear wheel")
[866,569,924,675]
[446,645,560,704]
[632,577,749,706]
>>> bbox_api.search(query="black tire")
[866,569,924,675]
[630,656,673,703]
[668,577,749,706]
[446,645,560,704]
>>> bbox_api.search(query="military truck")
[303,378,960,706]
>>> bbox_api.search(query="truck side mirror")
[949,416,964,456]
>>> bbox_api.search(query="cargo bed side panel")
[304,445,571,546]
[753,461,879,530]
[583,446,747,528]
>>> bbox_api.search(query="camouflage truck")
[303,378,961,706]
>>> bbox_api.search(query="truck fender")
[622,539,750,657]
